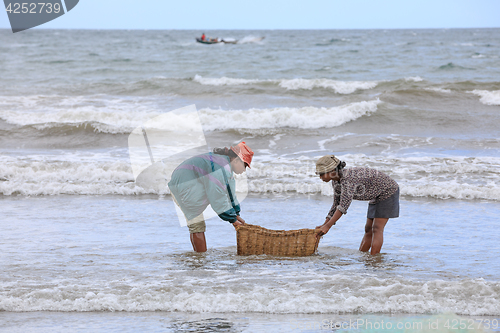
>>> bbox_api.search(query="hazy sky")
[1,0,500,30]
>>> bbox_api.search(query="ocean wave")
[401,182,500,200]
[28,121,127,136]
[27,121,133,136]
[438,62,474,71]
[244,180,500,201]
[2,153,499,200]
[0,95,164,134]
[199,100,381,131]
[278,78,378,94]
[404,76,424,82]
[424,87,452,94]
[193,75,260,86]
[0,115,137,135]
[375,79,500,93]
[0,95,381,134]
[470,90,500,106]
[3,78,496,103]
[245,154,500,201]
[193,75,378,94]
[0,160,147,196]
[1,275,499,315]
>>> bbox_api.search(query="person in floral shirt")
[315,155,399,255]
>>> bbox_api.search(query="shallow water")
[1,28,500,331]
[1,312,499,333]
[1,195,499,316]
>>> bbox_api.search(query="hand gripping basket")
[236,224,320,256]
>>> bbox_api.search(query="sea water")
[0,29,499,332]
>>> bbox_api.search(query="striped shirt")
[327,167,399,218]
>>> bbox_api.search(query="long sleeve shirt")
[327,167,399,218]
[168,153,240,223]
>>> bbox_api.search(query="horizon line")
[1,26,499,31]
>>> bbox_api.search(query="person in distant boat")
[314,155,399,255]
[201,33,206,41]
[168,142,254,252]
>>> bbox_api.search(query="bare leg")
[359,218,374,252]
[370,218,389,255]
[190,232,207,252]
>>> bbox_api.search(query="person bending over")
[315,155,399,255]
[168,142,253,252]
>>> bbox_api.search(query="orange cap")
[231,142,254,168]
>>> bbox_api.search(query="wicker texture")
[236,224,320,256]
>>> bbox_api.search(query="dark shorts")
[367,187,400,219]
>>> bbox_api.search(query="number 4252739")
[5,3,62,14]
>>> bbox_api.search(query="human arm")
[316,209,343,239]
[201,166,239,223]
[316,182,341,229]
[316,216,331,229]
[320,187,340,225]
[336,180,356,215]
[222,170,243,225]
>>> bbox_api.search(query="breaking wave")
[193,75,378,94]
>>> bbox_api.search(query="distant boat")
[196,38,238,44]
[196,38,222,44]
[195,36,264,45]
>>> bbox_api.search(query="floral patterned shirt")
[327,167,399,218]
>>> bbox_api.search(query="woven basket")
[236,224,320,256]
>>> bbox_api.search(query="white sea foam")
[0,96,380,133]
[237,36,265,44]
[193,74,260,86]
[278,78,378,94]
[404,76,424,82]
[470,90,500,106]
[425,87,452,93]
[0,95,164,134]
[192,75,378,94]
[199,100,381,131]
[317,133,355,151]
[1,275,499,315]
[401,182,500,200]
[1,152,500,199]
[245,154,500,201]
[0,159,150,196]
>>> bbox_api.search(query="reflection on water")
[170,317,242,333]
[1,312,498,333]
